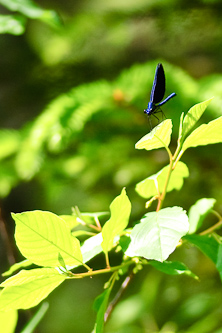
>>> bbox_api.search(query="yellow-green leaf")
[182,116,222,152]
[0,268,66,311]
[102,188,131,253]
[135,119,172,151]
[13,210,83,267]
[136,161,189,199]
[0,309,17,333]
[181,98,213,141]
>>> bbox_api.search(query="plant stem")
[105,252,111,268]
[69,259,135,279]
[156,154,173,212]
[199,220,222,236]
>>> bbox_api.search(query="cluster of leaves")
[0,0,60,35]
[1,99,222,332]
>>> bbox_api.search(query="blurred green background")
[1,0,222,332]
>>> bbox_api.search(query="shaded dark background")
[1,0,222,332]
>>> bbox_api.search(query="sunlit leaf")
[126,207,189,262]
[188,198,216,234]
[182,116,222,151]
[136,161,189,199]
[13,210,83,267]
[0,268,66,311]
[102,188,131,253]
[66,233,103,270]
[0,309,18,333]
[181,98,213,141]
[135,119,172,151]
[150,260,198,279]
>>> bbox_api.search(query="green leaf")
[0,309,18,333]
[13,210,83,267]
[93,287,112,333]
[125,207,189,262]
[216,245,222,281]
[66,233,103,270]
[0,268,66,311]
[102,188,131,253]
[0,14,26,35]
[2,259,32,277]
[136,161,189,199]
[188,198,216,234]
[135,119,172,151]
[150,260,198,279]
[182,116,222,152]
[181,98,213,141]
[185,234,219,264]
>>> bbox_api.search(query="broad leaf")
[93,288,112,333]
[135,119,172,151]
[188,198,216,234]
[13,210,83,267]
[136,161,189,199]
[181,98,213,141]
[126,207,189,262]
[182,116,222,151]
[150,260,198,279]
[185,234,219,264]
[102,188,131,253]
[0,309,18,333]
[0,268,66,311]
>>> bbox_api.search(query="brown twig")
[0,207,16,266]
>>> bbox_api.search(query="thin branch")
[199,220,222,236]
[104,272,134,323]
[68,259,135,279]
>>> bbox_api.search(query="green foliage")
[0,268,66,311]
[2,96,222,333]
[0,309,18,333]
[182,116,222,151]
[149,260,198,279]
[0,0,60,35]
[136,161,189,199]
[13,211,83,267]
[135,119,172,151]
[102,188,131,253]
